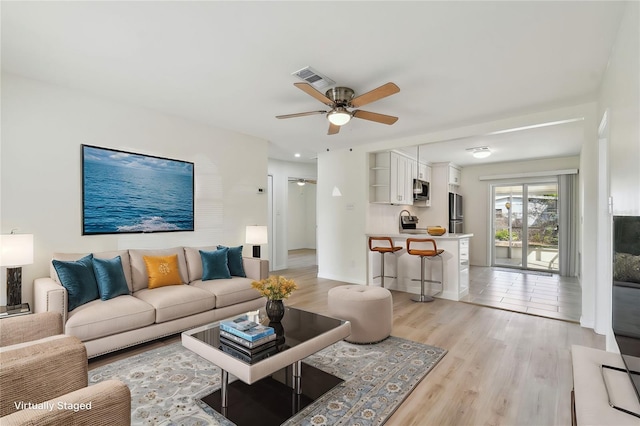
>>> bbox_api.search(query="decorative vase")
[266,299,285,322]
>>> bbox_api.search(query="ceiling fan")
[288,178,317,186]
[276,82,400,135]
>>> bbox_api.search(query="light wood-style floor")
[287,248,317,269]
[89,264,604,425]
[281,265,602,426]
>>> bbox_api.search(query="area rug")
[89,336,446,425]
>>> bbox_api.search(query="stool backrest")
[368,236,399,251]
[406,238,438,253]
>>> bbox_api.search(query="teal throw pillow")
[200,248,231,280]
[52,254,99,311]
[92,256,130,301]
[217,245,246,278]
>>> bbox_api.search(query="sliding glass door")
[492,181,559,272]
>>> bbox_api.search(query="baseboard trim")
[317,273,366,285]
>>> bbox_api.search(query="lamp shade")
[245,226,268,245]
[0,234,34,266]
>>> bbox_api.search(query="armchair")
[0,313,131,425]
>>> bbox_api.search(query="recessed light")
[294,153,301,158]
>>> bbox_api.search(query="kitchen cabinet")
[410,161,431,182]
[448,165,461,186]
[390,151,412,204]
[369,151,413,205]
[418,163,431,181]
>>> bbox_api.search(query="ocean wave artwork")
[82,145,194,235]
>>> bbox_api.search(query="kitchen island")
[366,233,473,301]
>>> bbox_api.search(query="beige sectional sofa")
[33,246,268,358]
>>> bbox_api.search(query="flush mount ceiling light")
[327,107,352,126]
[297,179,306,186]
[467,146,491,159]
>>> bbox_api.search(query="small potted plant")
[251,275,298,322]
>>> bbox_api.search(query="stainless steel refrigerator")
[449,192,464,234]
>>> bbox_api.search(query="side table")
[0,303,31,318]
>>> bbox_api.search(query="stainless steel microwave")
[413,179,430,201]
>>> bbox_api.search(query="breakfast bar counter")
[366,233,473,301]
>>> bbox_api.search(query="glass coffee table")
[182,306,350,425]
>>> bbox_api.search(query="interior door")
[492,181,559,272]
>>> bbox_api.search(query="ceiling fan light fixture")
[327,108,352,126]
[467,146,491,159]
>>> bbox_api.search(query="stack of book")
[218,316,277,362]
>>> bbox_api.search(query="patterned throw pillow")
[143,255,183,289]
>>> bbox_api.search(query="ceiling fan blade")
[352,110,398,125]
[328,122,340,135]
[350,82,400,108]
[276,110,327,119]
[294,83,334,106]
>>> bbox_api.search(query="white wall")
[317,148,368,284]
[287,181,316,250]
[267,159,316,270]
[596,1,640,349]
[1,74,268,306]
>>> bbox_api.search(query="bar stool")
[406,238,444,303]
[368,237,403,288]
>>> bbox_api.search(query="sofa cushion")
[192,277,261,309]
[217,245,246,277]
[129,248,188,292]
[65,295,155,341]
[201,248,231,280]
[92,256,130,300]
[184,246,217,282]
[52,254,99,311]
[52,250,133,293]
[134,285,215,323]
[143,254,183,289]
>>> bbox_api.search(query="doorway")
[492,181,559,273]
[287,179,317,268]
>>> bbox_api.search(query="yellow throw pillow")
[143,255,182,289]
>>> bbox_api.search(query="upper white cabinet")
[418,163,431,182]
[448,165,461,186]
[369,151,413,205]
[390,151,413,204]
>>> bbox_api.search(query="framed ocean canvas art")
[82,145,194,235]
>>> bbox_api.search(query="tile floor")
[282,251,581,323]
[461,266,582,323]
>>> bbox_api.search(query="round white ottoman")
[328,285,393,344]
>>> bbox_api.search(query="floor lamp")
[1,233,34,308]
[246,225,268,258]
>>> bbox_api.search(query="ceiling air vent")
[292,66,335,90]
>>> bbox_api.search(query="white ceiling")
[1,1,627,164]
